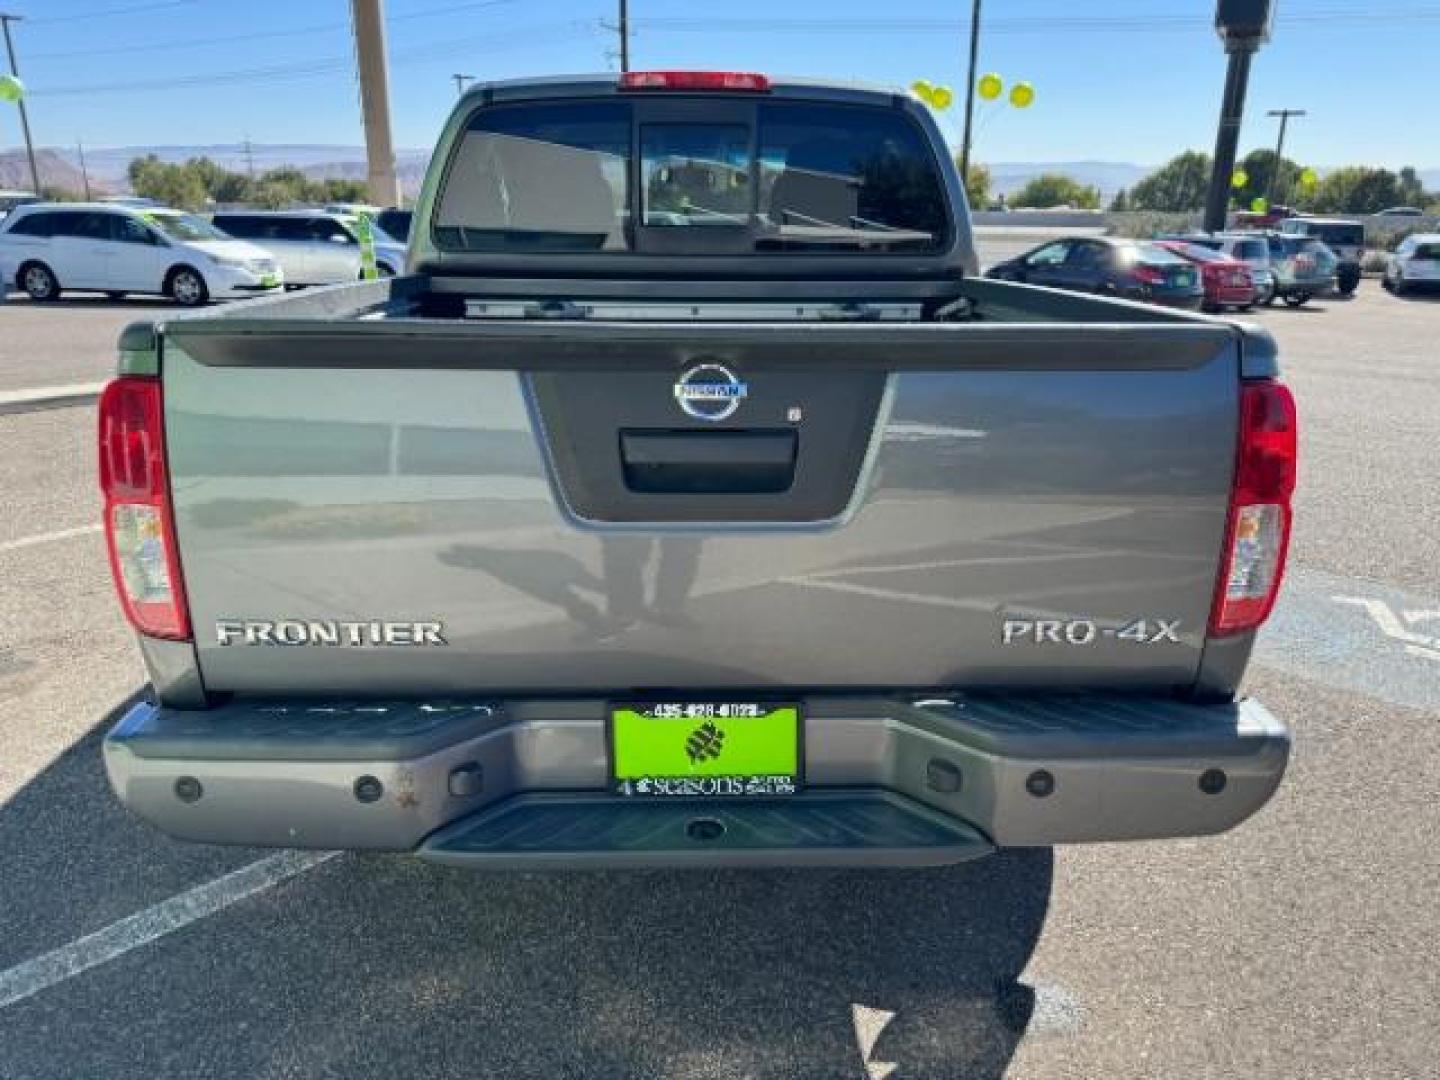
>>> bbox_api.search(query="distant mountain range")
[4,144,1437,203]
[1,144,432,198]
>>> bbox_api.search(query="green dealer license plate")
[611,703,801,797]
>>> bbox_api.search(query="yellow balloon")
[977,73,1003,101]
[1251,196,1269,213]
[930,85,954,110]
[911,79,934,102]
[1009,81,1035,109]
[1300,167,1318,189]
[0,74,23,104]
[1231,169,1248,189]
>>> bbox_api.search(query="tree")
[956,158,991,208]
[1109,188,1130,212]
[321,178,370,204]
[122,154,369,210]
[1129,151,1210,211]
[127,154,208,210]
[1311,167,1404,214]
[1231,149,1301,209]
[1396,167,1428,208]
[1010,172,1101,210]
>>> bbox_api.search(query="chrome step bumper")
[103,693,1290,863]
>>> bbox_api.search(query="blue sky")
[2,0,1437,168]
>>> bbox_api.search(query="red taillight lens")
[619,70,771,92]
[1210,380,1297,636]
[99,377,190,640]
[1131,264,1165,286]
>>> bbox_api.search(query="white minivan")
[0,203,282,305]
[209,210,407,286]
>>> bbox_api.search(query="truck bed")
[125,273,1275,702]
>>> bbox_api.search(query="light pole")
[452,73,474,96]
[1264,108,1306,208]
[618,0,629,73]
[350,0,400,208]
[957,0,982,191]
[0,12,41,195]
[1203,0,1274,233]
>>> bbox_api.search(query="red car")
[1156,240,1255,312]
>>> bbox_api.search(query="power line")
[25,1,195,26]
[26,20,600,98]
[24,0,522,61]
[633,8,1440,36]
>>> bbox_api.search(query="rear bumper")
[1208,286,1254,307]
[104,693,1289,867]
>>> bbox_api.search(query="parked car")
[1231,204,1295,230]
[376,206,413,243]
[0,203,282,305]
[1189,232,1336,307]
[1279,217,1363,295]
[324,202,384,217]
[1382,233,1440,295]
[0,189,40,222]
[98,72,1294,868]
[985,236,1205,309]
[210,210,407,285]
[1180,233,1276,305]
[1153,240,1254,312]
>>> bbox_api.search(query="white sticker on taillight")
[1225,503,1284,602]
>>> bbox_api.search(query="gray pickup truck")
[99,72,1296,869]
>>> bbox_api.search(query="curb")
[0,383,105,416]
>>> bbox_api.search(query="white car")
[0,203,282,306]
[209,210,407,286]
[1383,233,1440,295]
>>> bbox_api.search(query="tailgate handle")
[620,430,796,494]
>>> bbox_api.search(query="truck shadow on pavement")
[0,701,1055,1080]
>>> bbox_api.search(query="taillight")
[1210,380,1297,636]
[99,377,190,640]
[1131,264,1165,286]
[619,70,771,92]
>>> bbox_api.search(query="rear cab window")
[433,97,950,256]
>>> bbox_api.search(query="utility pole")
[0,12,42,195]
[76,138,90,200]
[1203,1,1274,233]
[957,0,982,194]
[452,73,474,96]
[350,0,399,207]
[1264,108,1306,208]
[618,0,629,73]
[243,135,254,179]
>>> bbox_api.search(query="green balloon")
[0,74,24,103]
[1251,196,1269,213]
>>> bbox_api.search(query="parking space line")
[0,850,338,1011]
[0,524,102,554]
[0,383,105,416]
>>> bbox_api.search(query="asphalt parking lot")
[1,267,1437,1078]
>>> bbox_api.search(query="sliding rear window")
[433,98,949,255]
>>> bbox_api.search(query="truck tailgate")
[159,317,1243,696]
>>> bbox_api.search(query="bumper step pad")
[419,790,992,870]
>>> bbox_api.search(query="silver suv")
[210,210,406,286]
